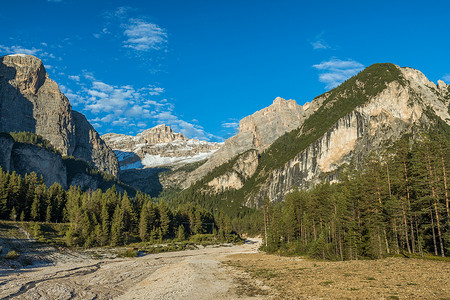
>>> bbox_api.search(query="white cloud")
[313,58,364,89]
[310,32,331,50]
[311,40,329,50]
[143,100,165,108]
[442,74,450,83]
[0,45,42,56]
[64,73,220,141]
[222,122,239,129]
[123,19,167,51]
[68,75,80,81]
[0,45,55,60]
[154,111,222,141]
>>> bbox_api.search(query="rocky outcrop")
[0,54,118,175]
[102,124,221,171]
[72,111,119,175]
[10,143,67,188]
[207,149,259,192]
[183,97,314,188]
[140,124,188,144]
[244,66,450,206]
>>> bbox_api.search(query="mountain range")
[0,55,449,207]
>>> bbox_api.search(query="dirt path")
[0,239,272,299]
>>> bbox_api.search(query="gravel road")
[0,238,272,299]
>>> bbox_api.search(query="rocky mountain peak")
[138,124,188,144]
[102,125,221,171]
[0,54,118,176]
[182,96,310,188]
[0,54,48,95]
[437,79,447,90]
[238,97,305,137]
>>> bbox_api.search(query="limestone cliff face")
[245,66,450,206]
[72,111,119,175]
[139,124,188,144]
[0,54,118,175]
[10,143,67,188]
[0,54,75,154]
[183,97,313,188]
[207,149,259,192]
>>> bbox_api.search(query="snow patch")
[141,150,218,168]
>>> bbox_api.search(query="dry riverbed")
[1,233,449,299]
[0,238,272,299]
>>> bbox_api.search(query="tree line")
[263,134,449,259]
[0,169,237,247]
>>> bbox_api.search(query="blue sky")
[1,0,449,141]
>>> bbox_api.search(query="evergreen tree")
[139,201,149,242]
[110,204,124,246]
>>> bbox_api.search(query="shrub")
[5,250,19,259]
[120,249,138,257]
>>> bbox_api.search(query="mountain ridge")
[0,54,119,176]
[183,63,450,207]
[102,124,222,170]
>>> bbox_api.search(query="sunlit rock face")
[245,66,450,206]
[183,97,314,188]
[0,54,118,175]
[102,124,222,171]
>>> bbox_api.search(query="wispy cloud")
[64,73,221,141]
[123,19,167,51]
[0,45,41,56]
[0,45,55,59]
[442,74,450,83]
[310,33,330,50]
[220,119,240,138]
[68,75,80,81]
[313,58,364,89]
[97,7,167,53]
[222,122,239,129]
[311,40,329,50]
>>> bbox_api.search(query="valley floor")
[1,237,449,299]
[225,253,450,299]
[0,238,272,299]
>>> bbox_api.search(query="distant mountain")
[0,54,118,176]
[186,63,450,207]
[102,124,222,195]
[182,97,316,188]
[102,124,222,170]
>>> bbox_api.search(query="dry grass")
[224,253,450,299]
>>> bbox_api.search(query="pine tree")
[139,201,149,242]
[30,193,41,221]
[10,207,17,221]
[177,225,186,241]
[0,170,9,219]
[158,201,172,239]
[110,204,124,246]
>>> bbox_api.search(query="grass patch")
[251,269,278,280]
[119,249,138,258]
[4,250,19,259]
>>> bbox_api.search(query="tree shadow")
[119,167,170,197]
